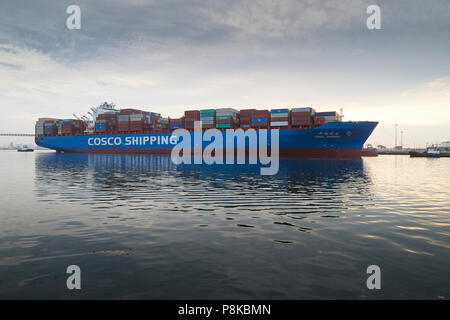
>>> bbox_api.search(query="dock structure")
[0,133,35,136]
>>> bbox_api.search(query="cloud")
[1,0,448,62]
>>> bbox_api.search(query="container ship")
[35,103,378,157]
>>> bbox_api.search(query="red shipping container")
[97,113,117,121]
[291,117,311,121]
[120,108,144,115]
[291,114,310,118]
[240,109,256,117]
[291,119,311,125]
[216,119,235,125]
[250,122,269,128]
[252,110,269,117]
[118,122,130,131]
[184,110,200,120]
[270,117,289,122]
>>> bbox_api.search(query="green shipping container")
[216,115,231,120]
[216,123,231,128]
[200,109,216,116]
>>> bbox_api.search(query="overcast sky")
[1,0,449,147]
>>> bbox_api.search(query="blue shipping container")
[251,118,268,123]
[270,109,289,113]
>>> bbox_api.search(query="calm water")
[0,151,449,299]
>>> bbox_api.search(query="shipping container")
[216,115,232,121]
[270,121,289,127]
[215,108,239,119]
[252,110,269,117]
[199,116,215,121]
[216,123,231,129]
[118,115,130,122]
[251,118,268,123]
[270,108,289,114]
[184,110,200,121]
[199,109,216,117]
[240,109,256,116]
[292,107,315,113]
[271,112,289,118]
[119,108,144,115]
[130,114,144,121]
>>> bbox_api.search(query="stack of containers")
[61,119,76,135]
[95,120,107,134]
[118,113,130,133]
[184,110,200,131]
[141,112,159,132]
[199,109,216,129]
[250,110,269,129]
[35,118,56,136]
[95,113,117,134]
[73,120,85,135]
[119,108,144,116]
[291,107,315,128]
[35,119,47,136]
[215,108,239,129]
[270,109,289,128]
[239,109,255,128]
[315,112,341,125]
[314,115,325,127]
[44,119,58,136]
[130,112,145,133]
[56,120,63,135]
[169,117,185,130]
[152,117,169,132]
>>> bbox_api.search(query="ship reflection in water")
[34,153,372,220]
[0,152,449,299]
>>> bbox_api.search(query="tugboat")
[409,144,450,158]
[17,145,34,152]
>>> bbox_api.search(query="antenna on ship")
[340,108,344,120]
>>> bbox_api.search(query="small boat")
[17,145,34,152]
[409,146,450,158]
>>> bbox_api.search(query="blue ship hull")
[35,121,378,157]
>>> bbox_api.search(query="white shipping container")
[291,107,312,112]
[130,114,144,120]
[270,113,289,118]
[118,115,129,121]
[200,116,215,121]
[216,108,238,113]
[37,117,54,123]
[216,113,238,119]
[270,121,289,126]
